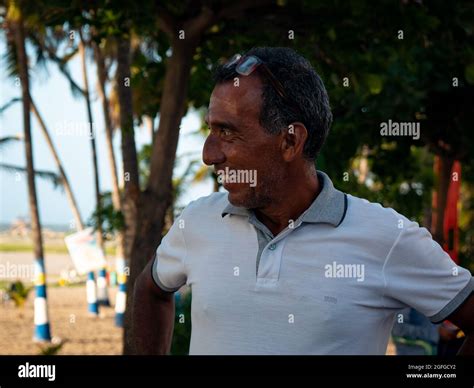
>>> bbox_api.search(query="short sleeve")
[383,220,474,323]
[152,214,187,293]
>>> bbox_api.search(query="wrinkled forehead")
[207,76,263,121]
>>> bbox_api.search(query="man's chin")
[227,188,262,209]
[227,190,251,208]
[227,191,244,207]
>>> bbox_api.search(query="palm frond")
[0,135,23,149]
[28,30,84,98]
[0,163,64,190]
[0,97,21,114]
[3,23,20,78]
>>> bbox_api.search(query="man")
[132,47,474,355]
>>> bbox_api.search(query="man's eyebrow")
[205,118,239,131]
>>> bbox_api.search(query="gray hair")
[213,47,333,160]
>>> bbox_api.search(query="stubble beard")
[228,166,283,210]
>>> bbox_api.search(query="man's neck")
[254,168,321,236]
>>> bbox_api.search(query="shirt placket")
[250,216,303,285]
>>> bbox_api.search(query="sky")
[0,35,212,228]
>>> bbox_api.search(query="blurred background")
[0,0,473,355]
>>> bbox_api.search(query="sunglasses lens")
[236,56,261,76]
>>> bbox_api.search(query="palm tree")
[77,27,110,311]
[78,27,105,253]
[4,11,103,316]
[28,15,107,313]
[6,0,51,341]
[92,36,127,319]
[92,39,124,249]
[29,101,104,312]
[30,100,84,230]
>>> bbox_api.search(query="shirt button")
[269,243,276,251]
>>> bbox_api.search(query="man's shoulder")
[180,191,228,218]
[345,193,415,232]
[346,194,404,218]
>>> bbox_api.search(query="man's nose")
[202,134,226,166]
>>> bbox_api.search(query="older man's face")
[203,75,284,209]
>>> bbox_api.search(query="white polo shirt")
[152,171,473,355]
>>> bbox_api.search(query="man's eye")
[220,128,232,136]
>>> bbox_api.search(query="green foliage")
[88,192,125,237]
[2,281,34,309]
[137,142,205,211]
[137,143,152,189]
[297,0,474,225]
[130,32,169,120]
[170,291,192,355]
[37,339,67,355]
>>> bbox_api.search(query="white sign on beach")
[64,228,106,274]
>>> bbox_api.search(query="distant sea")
[0,223,70,233]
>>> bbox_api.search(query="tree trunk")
[115,36,140,263]
[93,42,126,259]
[122,39,198,354]
[115,35,141,354]
[30,100,84,230]
[13,8,43,261]
[431,155,454,246]
[11,6,52,340]
[12,5,43,260]
[79,29,104,251]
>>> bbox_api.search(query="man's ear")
[280,122,308,162]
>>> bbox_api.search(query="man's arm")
[132,257,175,355]
[446,293,474,355]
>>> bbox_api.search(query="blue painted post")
[86,271,99,315]
[114,258,126,327]
[33,259,51,342]
[114,281,126,327]
[96,267,110,306]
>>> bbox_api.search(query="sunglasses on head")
[224,54,302,119]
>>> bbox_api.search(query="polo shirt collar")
[221,170,347,227]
